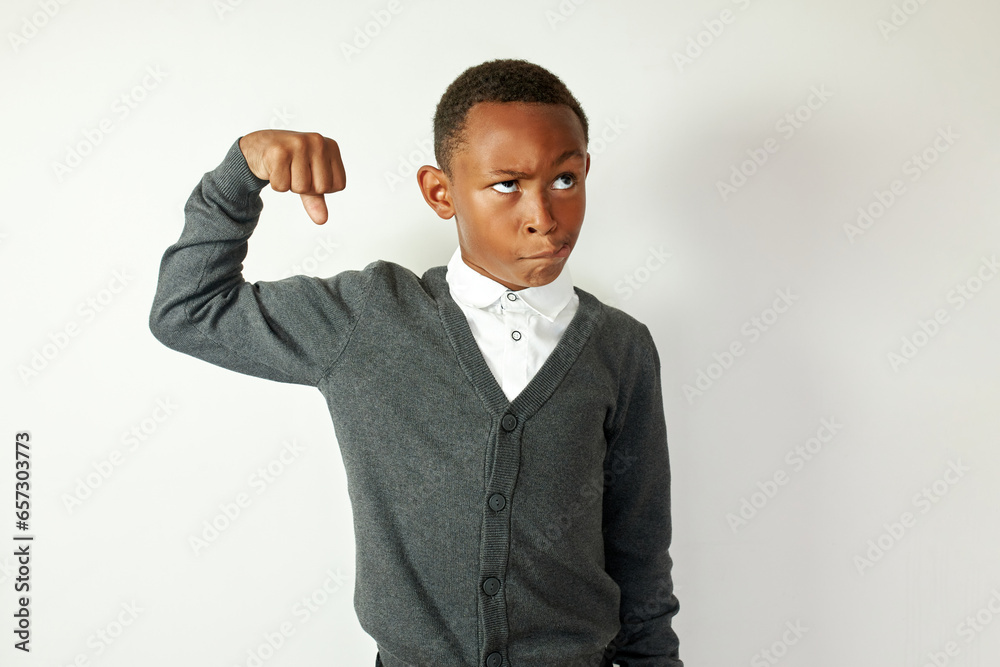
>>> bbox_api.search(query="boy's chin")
[514,265,565,290]
[469,256,564,290]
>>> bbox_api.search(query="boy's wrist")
[212,137,271,202]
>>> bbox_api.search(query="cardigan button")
[482,577,501,595]
[488,493,505,511]
[501,414,517,431]
[486,651,502,667]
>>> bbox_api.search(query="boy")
[150,59,682,667]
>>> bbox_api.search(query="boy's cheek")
[554,200,587,225]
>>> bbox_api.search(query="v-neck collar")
[423,264,603,420]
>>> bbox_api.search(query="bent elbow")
[148,298,185,349]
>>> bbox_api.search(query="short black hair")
[432,58,589,178]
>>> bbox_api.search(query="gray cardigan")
[149,139,683,667]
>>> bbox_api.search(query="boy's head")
[418,59,591,291]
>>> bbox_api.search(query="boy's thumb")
[300,193,328,225]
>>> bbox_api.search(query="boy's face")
[418,101,590,291]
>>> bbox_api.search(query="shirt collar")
[445,246,575,322]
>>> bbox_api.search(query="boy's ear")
[417,165,456,220]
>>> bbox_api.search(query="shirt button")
[506,292,517,301]
[489,493,506,511]
[511,330,521,341]
[482,577,501,595]
[501,414,517,432]
[486,652,502,667]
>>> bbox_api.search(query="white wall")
[2,0,999,665]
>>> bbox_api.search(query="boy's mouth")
[525,243,570,259]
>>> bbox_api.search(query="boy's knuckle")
[287,133,308,152]
[269,144,291,162]
[325,141,342,161]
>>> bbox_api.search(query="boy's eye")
[552,174,576,190]
[491,180,518,194]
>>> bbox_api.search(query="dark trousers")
[374,652,383,667]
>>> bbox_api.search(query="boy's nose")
[523,192,556,234]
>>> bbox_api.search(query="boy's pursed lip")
[524,243,570,259]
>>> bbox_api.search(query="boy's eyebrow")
[487,149,586,179]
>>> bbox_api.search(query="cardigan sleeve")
[602,327,683,667]
[148,137,376,386]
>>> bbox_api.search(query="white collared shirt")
[445,246,580,402]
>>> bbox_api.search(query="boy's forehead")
[463,101,583,137]
[456,101,586,169]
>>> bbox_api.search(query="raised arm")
[148,131,374,386]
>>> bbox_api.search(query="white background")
[2,0,999,665]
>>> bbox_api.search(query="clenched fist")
[239,130,346,225]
